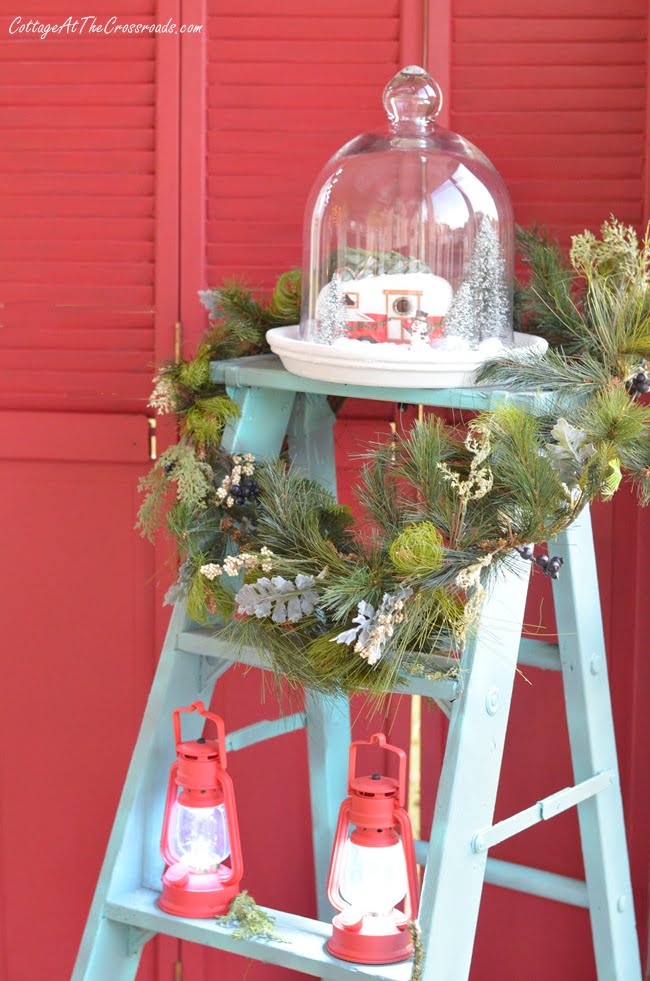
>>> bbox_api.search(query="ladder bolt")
[590,654,602,675]
[485,687,499,715]
[617,895,627,913]
[472,832,487,853]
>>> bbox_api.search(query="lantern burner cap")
[351,773,398,798]
[177,737,220,763]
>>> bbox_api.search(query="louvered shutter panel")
[205,0,404,295]
[0,1,164,411]
[451,0,648,242]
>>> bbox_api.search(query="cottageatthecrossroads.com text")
[8,16,204,38]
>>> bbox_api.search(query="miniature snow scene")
[268,65,546,387]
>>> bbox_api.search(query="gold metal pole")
[174,939,183,980]
[409,405,425,840]
[148,417,158,461]
[408,695,422,842]
[174,320,183,364]
[408,16,432,844]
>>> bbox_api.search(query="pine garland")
[137,270,300,543]
[137,219,650,697]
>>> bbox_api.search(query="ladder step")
[414,843,588,908]
[212,353,538,412]
[105,889,413,981]
[484,858,589,908]
[177,627,461,699]
[518,638,561,670]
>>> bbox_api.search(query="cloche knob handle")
[383,65,443,133]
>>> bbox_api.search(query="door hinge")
[148,417,157,460]
[175,320,183,364]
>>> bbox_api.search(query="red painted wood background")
[0,1,649,979]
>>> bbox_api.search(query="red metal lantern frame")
[158,700,243,918]
[326,732,420,964]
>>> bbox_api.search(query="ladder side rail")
[73,601,232,981]
[288,393,353,920]
[552,504,642,980]
[74,385,299,980]
[417,555,531,981]
[221,385,297,460]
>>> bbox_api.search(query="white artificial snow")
[329,335,511,364]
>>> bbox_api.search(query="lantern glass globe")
[340,838,408,916]
[169,801,230,873]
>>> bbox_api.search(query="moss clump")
[216,891,286,943]
[267,269,302,323]
[389,522,444,576]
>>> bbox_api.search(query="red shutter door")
[0,5,179,979]
[0,413,157,981]
[450,2,650,977]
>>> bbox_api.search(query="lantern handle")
[160,761,179,866]
[172,700,228,770]
[326,799,352,913]
[347,732,407,807]
[218,770,244,888]
[395,805,421,918]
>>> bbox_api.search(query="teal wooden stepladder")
[74,354,642,981]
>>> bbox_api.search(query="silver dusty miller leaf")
[235,574,320,624]
[198,289,218,315]
[547,417,596,484]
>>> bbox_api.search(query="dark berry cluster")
[626,360,650,397]
[230,476,261,506]
[517,544,564,580]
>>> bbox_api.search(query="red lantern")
[159,701,243,918]
[326,732,420,964]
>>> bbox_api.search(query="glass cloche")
[300,66,515,361]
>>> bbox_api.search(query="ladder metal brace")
[473,769,615,852]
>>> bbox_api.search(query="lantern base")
[159,864,240,918]
[327,912,413,965]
